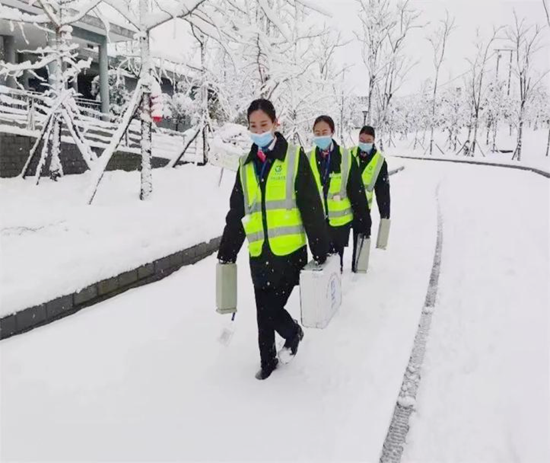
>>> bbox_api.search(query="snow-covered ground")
[0,165,233,316]
[386,128,550,174]
[0,159,436,461]
[403,163,550,463]
[0,151,403,317]
[1,159,548,462]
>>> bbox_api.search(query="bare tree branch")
[60,0,104,26]
[145,0,207,31]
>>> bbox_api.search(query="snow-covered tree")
[0,0,101,182]
[187,0,336,145]
[355,0,420,136]
[481,78,510,151]
[465,27,502,156]
[376,1,421,148]
[356,0,392,125]
[279,23,349,145]
[439,86,468,152]
[87,0,324,202]
[91,69,131,117]
[87,0,210,203]
[507,14,546,161]
[427,12,455,155]
[402,80,432,151]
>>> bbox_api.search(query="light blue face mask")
[250,130,274,148]
[359,142,373,153]
[313,136,333,151]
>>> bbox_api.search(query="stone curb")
[0,237,221,341]
[392,155,550,179]
[0,166,409,342]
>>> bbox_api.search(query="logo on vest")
[270,164,285,181]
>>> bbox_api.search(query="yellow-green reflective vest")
[351,147,385,207]
[308,147,353,227]
[239,145,306,258]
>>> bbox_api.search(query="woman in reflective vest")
[351,125,391,270]
[217,99,329,381]
[309,115,371,272]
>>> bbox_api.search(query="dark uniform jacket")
[311,140,372,249]
[355,145,391,219]
[218,132,329,289]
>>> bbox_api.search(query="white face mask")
[249,130,275,148]
[313,136,333,151]
[359,142,373,153]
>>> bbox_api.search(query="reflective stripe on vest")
[308,146,353,227]
[351,147,385,207]
[240,145,306,257]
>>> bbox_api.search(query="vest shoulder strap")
[285,144,300,209]
[365,152,385,192]
[340,147,351,198]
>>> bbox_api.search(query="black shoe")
[278,323,304,365]
[255,359,278,380]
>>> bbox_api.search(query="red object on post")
[150,80,163,124]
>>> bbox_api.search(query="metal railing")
[0,85,195,161]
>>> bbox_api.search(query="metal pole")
[2,36,17,88]
[99,37,109,116]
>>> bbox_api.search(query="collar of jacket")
[244,132,288,164]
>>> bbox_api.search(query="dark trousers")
[253,280,299,368]
[329,242,344,272]
[351,230,362,273]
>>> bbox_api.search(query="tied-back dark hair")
[360,125,376,138]
[247,99,277,122]
[313,115,335,133]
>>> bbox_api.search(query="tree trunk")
[446,128,452,148]
[472,114,479,156]
[429,73,440,156]
[140,0,153,200]
[492,119,498,152]
[546,121,550,157]
[513,101,526,162]
[367,76,375,124]
[49,117,63,180]
[199,35,208,166]
[49,28,63,180]
[515,119,523,161]
[34,118,54,184]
